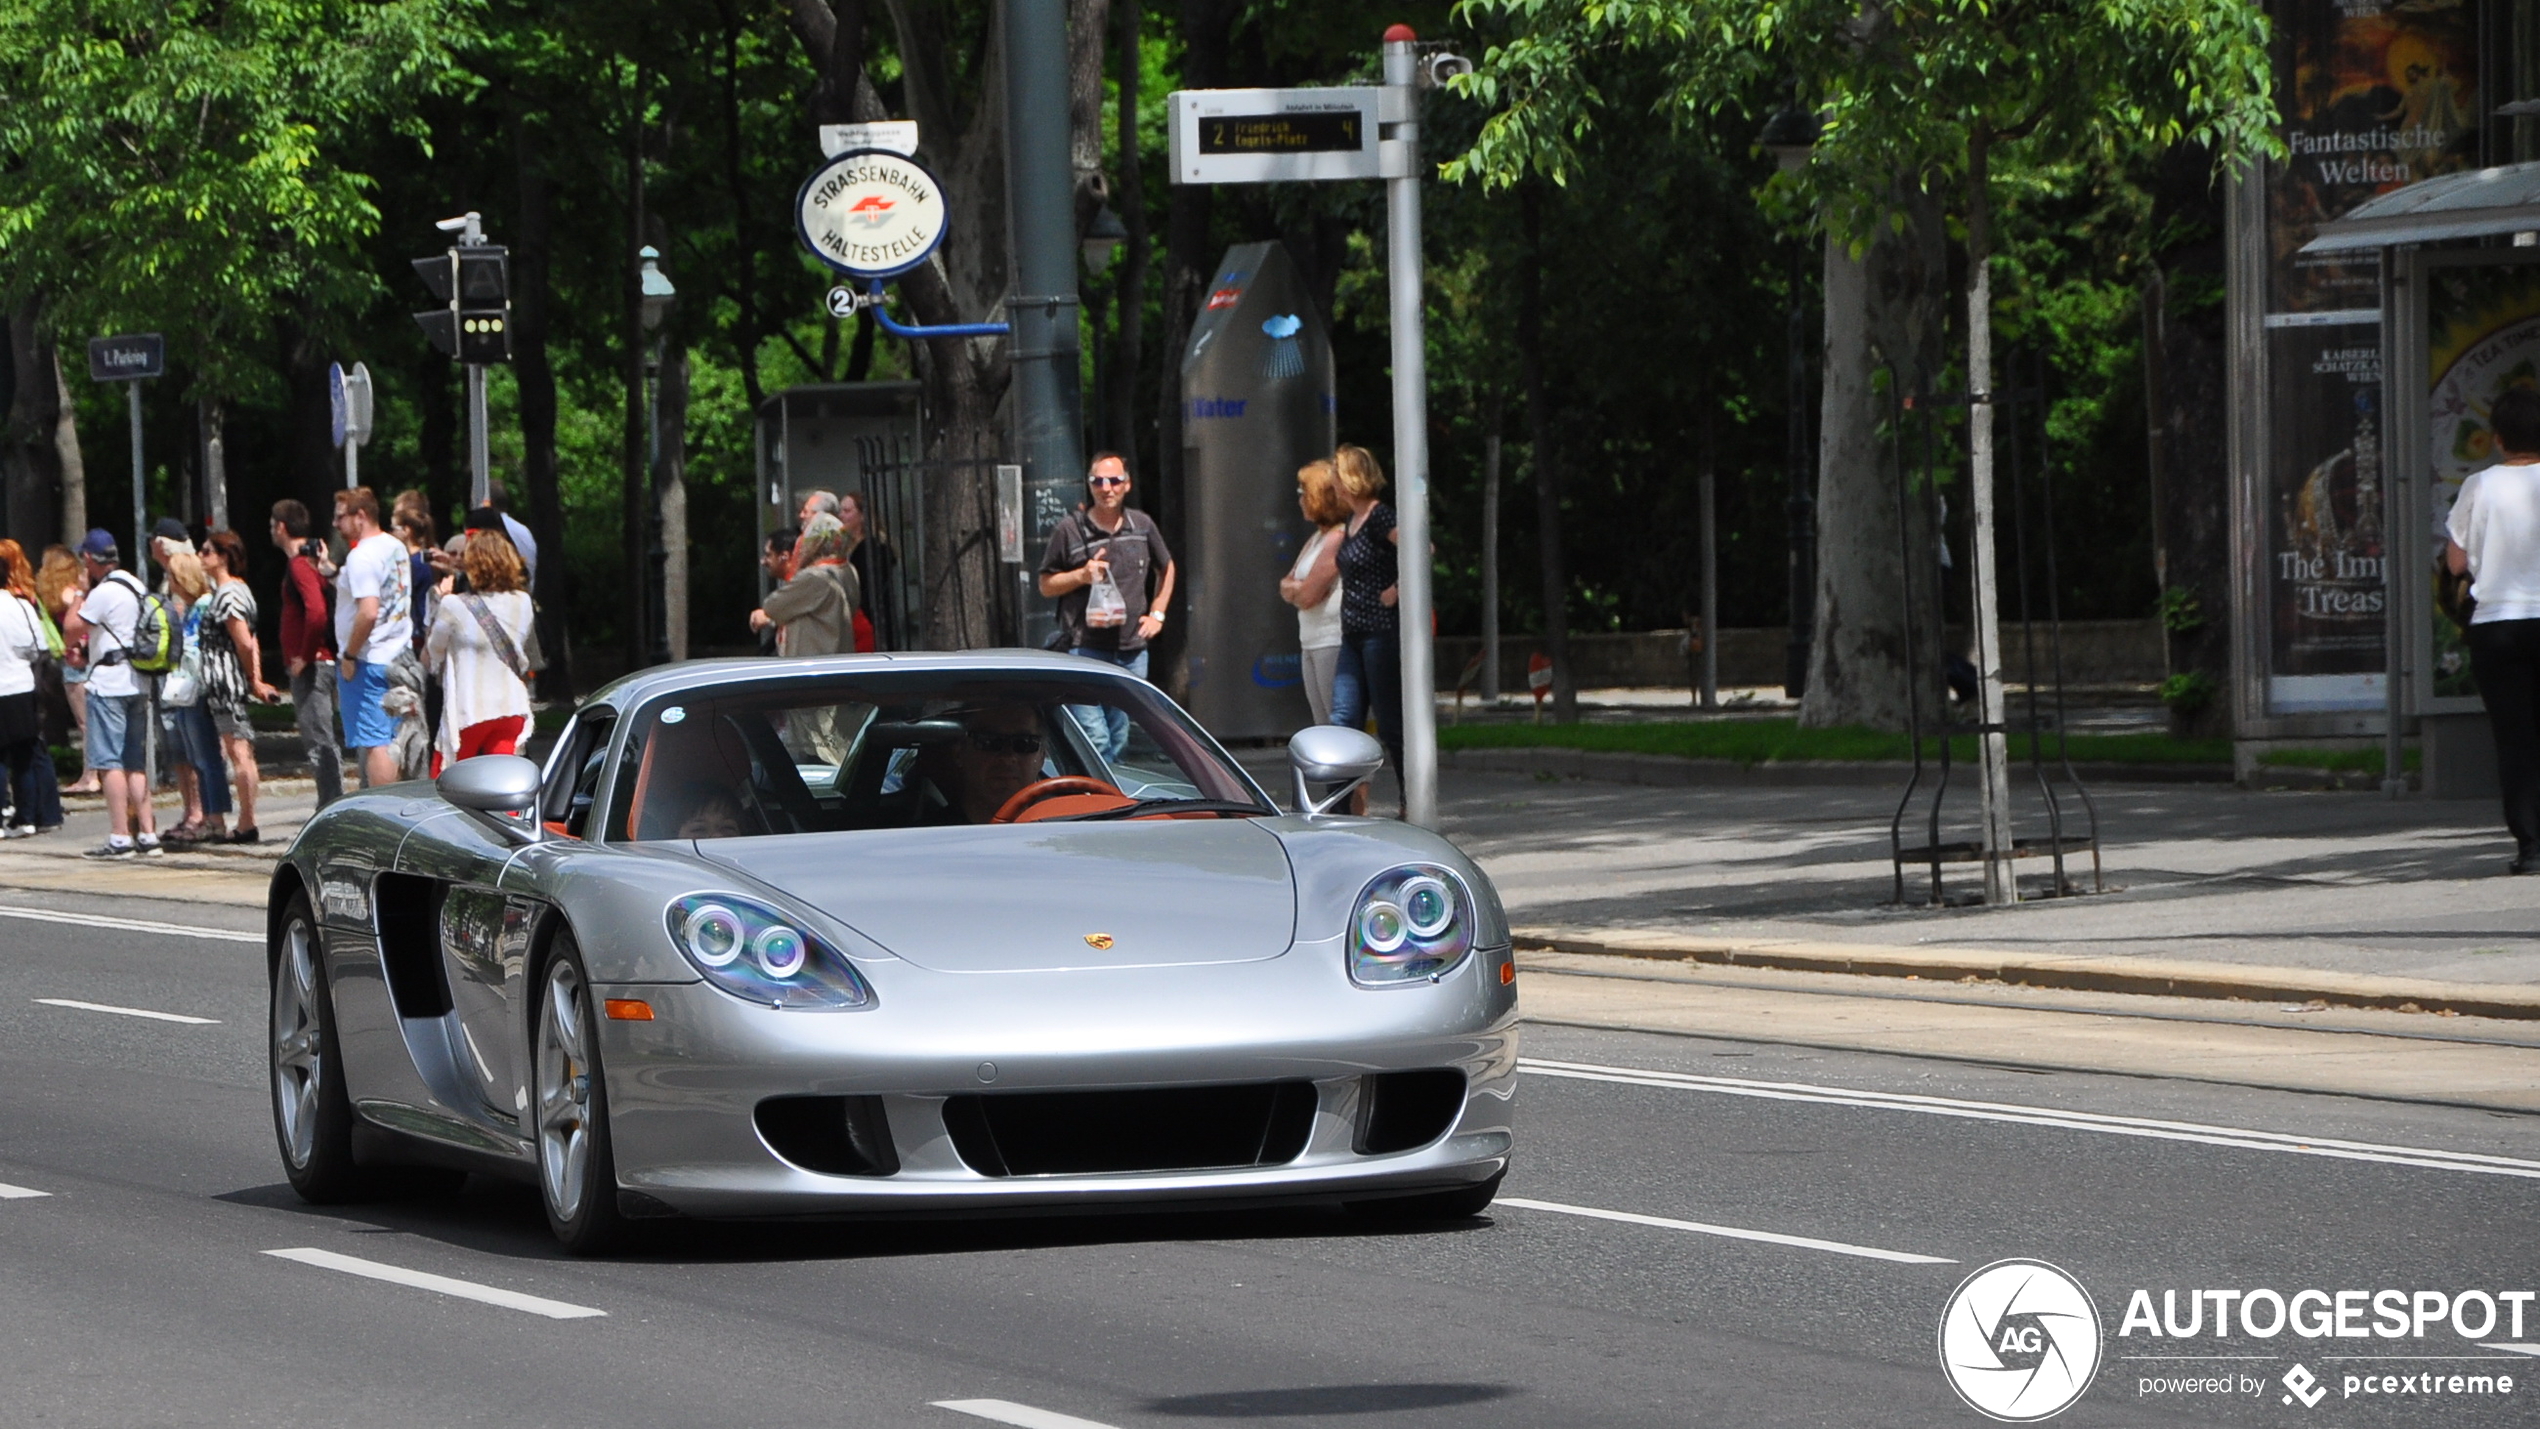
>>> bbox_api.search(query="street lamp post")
[1081,204,1127,451]
[1760,101,1820,701]
[639,246,676,667]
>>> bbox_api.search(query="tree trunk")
[2145,146,2231,740]
[658,344,692,660]
[621,83,650,673]
[1801,187,1949,731]
[1517,184,1576,722]
[3,298,64,546]
[1069,0,1111,231]
[512,118,571,698]
[721,3,766,412]
[1963,127,2016,906]
[53,339,86,545]
[1110,0,1147,466]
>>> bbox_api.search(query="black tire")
[532,933,629,1255]
[1348,1169,1505,1222]
[271,891,368,1203]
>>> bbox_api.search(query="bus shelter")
[2303,161,2540,794]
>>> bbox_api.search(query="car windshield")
[612,669,1270,841]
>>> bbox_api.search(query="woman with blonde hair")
[158,549,235,844]
[1279,460,1349,724]
[36,545,99,794]
[1329,443,1405,815]
[426,526,535,775]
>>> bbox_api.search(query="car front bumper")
[592,940,1519,1217]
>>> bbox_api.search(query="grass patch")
[2257,746,2420,774]
[1437,718,2231,767]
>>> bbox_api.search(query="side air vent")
[943,1082,1318,1178]
[755,1095,900,1176]
[1355,1069,1467,1155]
[372,874,452,1018]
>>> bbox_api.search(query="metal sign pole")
[467,364,490,508]
[125,381,156,802]
[1382,31,1438,826]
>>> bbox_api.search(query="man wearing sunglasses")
[1038,452,1176,759]
[912,702,1052,824]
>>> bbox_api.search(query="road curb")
[1443,747,2233,788]
[1512,925,2540,1022]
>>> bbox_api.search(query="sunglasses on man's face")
[968,730,1044,755]
[1089,476,1128,488]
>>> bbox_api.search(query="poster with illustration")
[2266,0,2480,315]
[2424,261,2540,702]
[2265,326,2389,711]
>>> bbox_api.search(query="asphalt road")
[2,891,2534,1429]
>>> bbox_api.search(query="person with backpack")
[269,500,343,808]
[63,531,162,857]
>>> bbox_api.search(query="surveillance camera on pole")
[412,212,506,506]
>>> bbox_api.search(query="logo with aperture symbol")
[1939,1259,2104,1421]
[1082,933,1114,950]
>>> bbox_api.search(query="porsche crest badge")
[1082,933,1115,950]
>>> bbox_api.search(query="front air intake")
[943,1081,1318,1177]
[755,1095,899,1176]
[1354,1069,1467,1154]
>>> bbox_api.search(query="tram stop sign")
[794,149,949,280]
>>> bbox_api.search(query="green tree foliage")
[0,0,476,399]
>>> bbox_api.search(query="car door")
[396,804,534,1129]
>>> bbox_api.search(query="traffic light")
[412,246,511,363]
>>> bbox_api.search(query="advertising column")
[2256,0,2479,716]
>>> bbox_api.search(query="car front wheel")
[534,933,628,1254]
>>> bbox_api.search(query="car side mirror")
[438,754,545,840]
[1288,726,1385,815]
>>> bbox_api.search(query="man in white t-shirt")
[62,530,160,857]
[332,486,413,789]
[2444,385,2540,874]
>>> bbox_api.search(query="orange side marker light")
[604,999,655,1021]
[1499,961,1516,986]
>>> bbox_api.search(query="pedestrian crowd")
[0,480,544,859]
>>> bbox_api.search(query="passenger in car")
[673,787,747,840]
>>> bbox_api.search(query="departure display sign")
[1170,87,1390,184]
[1198,111,1363,156]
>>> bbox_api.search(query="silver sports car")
[266,652,1517,1251]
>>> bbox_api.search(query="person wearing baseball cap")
[63,529,159,857]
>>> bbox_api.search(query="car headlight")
[1348,865,1475,986]
[665,895,872,1010]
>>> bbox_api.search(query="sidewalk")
[1434,766,2540,1019]
[0,779,310,906]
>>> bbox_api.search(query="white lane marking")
[2483,1343,2540,1358]
[0,1183,50,1199]
[34,998,218,1025]
[0,904,263,944]
[1519,1057,2540,1181]
[932,1401,1122,1429]
[1498,1196,1955,1265]
[262,1247,606,1320]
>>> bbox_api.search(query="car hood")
[695,819,1298,972]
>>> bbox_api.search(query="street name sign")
[795,149,949,280]
[86,334,164,383]
[1169,87,1388,184]
[819,121,919,159]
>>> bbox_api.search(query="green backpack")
[103,571,181,676]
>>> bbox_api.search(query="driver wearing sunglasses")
[918,702,1053,824]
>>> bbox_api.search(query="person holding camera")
[269,499,343,809]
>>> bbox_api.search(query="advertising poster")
[2258,0,2478,713]
[2424,261,2540,701]
[2265,327,2389,709]
[2265,0,2481,315]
